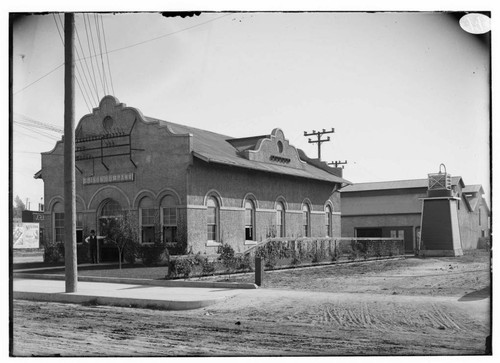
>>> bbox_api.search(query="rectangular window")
[303,212,310,237]
[163,207,177,242]
[276,210,284,237]
[245,208,254,240]
[141,208,156,243]
[390,230,397,238]
[54,212,64,243]
[207,206,217,241]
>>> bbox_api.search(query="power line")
[13,13,232,96]
[14,113,63,133]
[83,13,101,101]
[75,18,100,105]
[94,14,109,95]
[105,13,232,55]
[53,13,93,113]
[100,14,115,96]
[85,13,106,98]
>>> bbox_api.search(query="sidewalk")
[13,277,253,310]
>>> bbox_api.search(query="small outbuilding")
[340,177,489,253]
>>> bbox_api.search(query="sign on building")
[13,223,40,249]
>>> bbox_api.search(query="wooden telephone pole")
[304,128,335,160]
[64,12,77,292]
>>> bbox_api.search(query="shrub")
[140,241,168,266]
[43,241,64,264]
[234,254,253,271]
[201,258,217,276]
[291,250,302,265]
[124,240,141,264]
[218,243,236,272]
[169,256,195,278]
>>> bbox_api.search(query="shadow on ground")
[458,286,490,302]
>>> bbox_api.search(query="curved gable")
[244,128,306,169]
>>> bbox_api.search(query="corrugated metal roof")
[145,117,351,186]
[342,176,464,193]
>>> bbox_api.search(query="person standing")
[85,230,106,264]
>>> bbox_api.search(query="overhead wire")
[94,14,109,95]
[85,13,106,98]
[75,16,100,105]
[53,13,92,113]
[100,14,115,96]
[14,13,232,96]
[83,13,101,101]
[56,13,94,112]
[14,113,63,133]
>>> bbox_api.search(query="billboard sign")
[13,223,40,249]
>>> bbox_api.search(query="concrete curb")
[13,272,258,290]
[13,290,220,310]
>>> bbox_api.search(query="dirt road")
[12,252,491,356]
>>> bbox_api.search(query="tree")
[13,195,26,219]
[100,210,139,269]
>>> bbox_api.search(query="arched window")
[325,205,333,237]
[207,197,219,241]
[276,202,285,237]
[245,199,255,241]
[101,199,122,218]
[161,195,177,243]
[98,199,123,240]
[139,197,156,243]
[302,204,310,237]
[53,202,64,243]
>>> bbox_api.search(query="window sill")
[206,241,222,247]
[244,240,258,245]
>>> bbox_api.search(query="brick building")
[35,96,350,256]
[340,178,490,253]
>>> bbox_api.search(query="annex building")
[340,178,490,253]
[35,96,350,256]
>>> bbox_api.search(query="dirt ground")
[11,251,491,357]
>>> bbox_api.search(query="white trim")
[311,211,327,215]
[220,207,245,211]
[256,208,276,213]
[332,212,341,215]
[186,204,207,210]
[206,241,222,247]
[244,240,258,246]
[286,210,303,215]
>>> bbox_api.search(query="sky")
[10,9,492,210]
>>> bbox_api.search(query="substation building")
[35,96,351,258]
[340,177,490,254]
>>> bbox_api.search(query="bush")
[218,243,236,272]
[43,241,64,264]
[140,241,168,266]
[201,258,217,276]
[124,240,141,264]
[234,254,253,271]
[168,256,195,278]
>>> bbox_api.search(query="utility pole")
[64,12,77,293]
[304,128,335,160]
[328,160,348,169]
